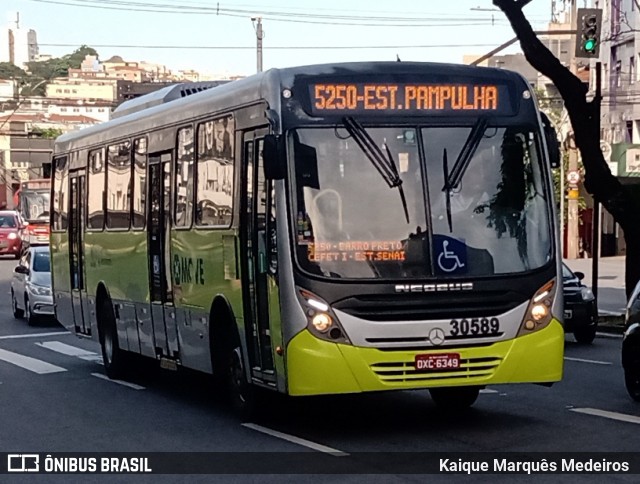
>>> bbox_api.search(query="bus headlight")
[518,278,556,336]
[311,313,333,332]
[296,287,350,343]
[531,303,548,321]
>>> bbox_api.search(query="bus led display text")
[310,83,500,114]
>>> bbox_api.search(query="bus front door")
[68,170,90,336]
[147,153,179,363]
[241,130,275,381]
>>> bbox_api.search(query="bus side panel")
[50,232,74,332]
[171,228,242,374]
[84,231,150,351]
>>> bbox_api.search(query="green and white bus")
[51,62,563,413]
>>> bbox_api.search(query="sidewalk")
[564,255,627,333]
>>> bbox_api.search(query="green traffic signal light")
[584,38,596,52]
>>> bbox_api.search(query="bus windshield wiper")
[342,116,410,223]
[442,148,453,233]
[442,116,489,192]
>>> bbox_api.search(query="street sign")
[567,170,581,185]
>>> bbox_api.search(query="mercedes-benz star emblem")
[429,328,446,346]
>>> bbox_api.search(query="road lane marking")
[596,332,622,339]
[480,389,498,394]
[570,408,640,425]
[35,341,104,365]
[91,373,144,390]
[36,341,95,357]
[564,357,611,365]
[0,348,67,374]
[0,331,69,340]
[242,423,349,456]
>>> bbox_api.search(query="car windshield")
[291,125,551,279]
[0,215,16,228]
[32,251,50,272]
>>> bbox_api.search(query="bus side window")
[132,138,147,230]
[87,149,105,230]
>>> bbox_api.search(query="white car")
[11,245,54,325]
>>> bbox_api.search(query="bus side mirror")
[263,135,285,180]
[541,112,561,169]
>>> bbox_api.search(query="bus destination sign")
[308,83,512,115]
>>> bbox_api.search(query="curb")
[597,314,625,335]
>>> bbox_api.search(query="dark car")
[563,263,598,344]
[622,280,640,401]
[0,210,25,259]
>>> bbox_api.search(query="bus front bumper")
[286,320,564,396]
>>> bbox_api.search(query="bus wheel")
[99,298,128,380]
[227,345,257,421]
[624,366,640,402]
[429,386,480,410]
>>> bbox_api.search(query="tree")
[64,45,99,69]
[494,0,640,299]
[31,127,64,139]
[0,62,26,80]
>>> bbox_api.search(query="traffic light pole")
[592,61,602,305]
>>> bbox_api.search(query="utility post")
[592,61,602,305]
[252,16,264,73]
[566,0,580,259]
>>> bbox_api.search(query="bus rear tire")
[99,298,128,380]
[429,386,480,410]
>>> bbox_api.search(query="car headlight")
[27,283,51,296]
[7,232,17,240]
[581,287,595,301]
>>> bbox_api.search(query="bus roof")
[54,61,529,154]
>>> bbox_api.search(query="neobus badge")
[395,283,474,293]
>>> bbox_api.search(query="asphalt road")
[1,257,640,482]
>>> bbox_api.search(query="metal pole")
[256,17,263,73]
[566,0,580,259]
[592,61,602,305]
[560,149,565,257]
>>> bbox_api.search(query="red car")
[0,211,25,259]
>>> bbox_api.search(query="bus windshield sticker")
[434,235,468,275]
[308,83,510,116]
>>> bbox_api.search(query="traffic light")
[575,8,603,58]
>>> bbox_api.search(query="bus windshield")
[22,191,51,221]
[291,124,551,279]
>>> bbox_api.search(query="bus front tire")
[227,344,257,421]
[624,367,640,402]
[99,298,128,380]
[429,386,480,410]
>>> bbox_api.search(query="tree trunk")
[494,0,640,300]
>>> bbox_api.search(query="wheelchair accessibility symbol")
[434,236,468,275]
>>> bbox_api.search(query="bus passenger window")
[132,138,147,229]
[175,127,195,227]
[196,116,234,227]
[87,149,105,230]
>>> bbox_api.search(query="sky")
[4,0,557,77]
